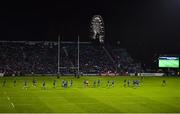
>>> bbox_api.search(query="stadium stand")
[0,41,142,76]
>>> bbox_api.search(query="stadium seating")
[0,41,142,76]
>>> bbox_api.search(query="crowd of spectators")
[0,41,142,76]
[111,48,142,74]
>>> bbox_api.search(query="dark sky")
[1,0,180,66]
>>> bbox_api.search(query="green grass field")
[0,76,180,113]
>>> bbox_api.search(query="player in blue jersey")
[93,80,96,87]
[162,80,166,87]
[42,80,46,89]
[97,79,101,87]
[53,79,57,88]
[112,80,114,87]
[70,80,73,87]
[62,80,65,87]
[127,80,130,87]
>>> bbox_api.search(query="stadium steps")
[102,46,117,70]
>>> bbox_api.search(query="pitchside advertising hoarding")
[158,56,179,68]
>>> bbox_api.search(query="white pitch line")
[7,96,10,101]
[11,102,15,108]
[2,91,15,109]
[14,104,32,106]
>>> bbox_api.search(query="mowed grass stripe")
[0,76,180,113]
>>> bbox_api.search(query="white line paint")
[14,104,32,106]
[7,97,10,101]
[11,103,15,108]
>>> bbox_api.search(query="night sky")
[1,0,180,66]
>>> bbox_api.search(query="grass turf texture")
[0,76,180,113]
